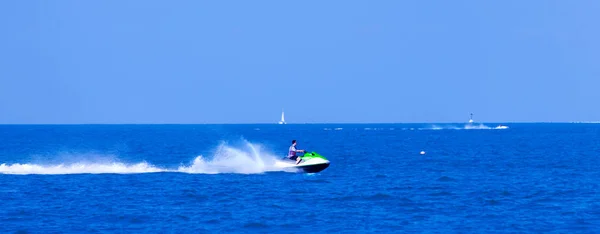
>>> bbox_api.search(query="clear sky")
[1,1,599,124]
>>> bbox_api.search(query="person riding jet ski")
[276,140,330,173]
[287,140,306,165]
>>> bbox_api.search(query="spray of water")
[0,140,289,175]
[177,141,282,174]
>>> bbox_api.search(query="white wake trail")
[0,140,289,175]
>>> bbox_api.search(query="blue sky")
[1,1,599,123]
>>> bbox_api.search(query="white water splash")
[177,141,283,174]
[0,141,288,175]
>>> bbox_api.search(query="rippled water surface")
[1,124,600,233]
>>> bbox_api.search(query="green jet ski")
[275,152,330,173]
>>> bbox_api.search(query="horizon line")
[1,121,599,125]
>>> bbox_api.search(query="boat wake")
[0,162,164,175]
[417,113,509,130]
[421,124,509,130]
[0,141,290,175]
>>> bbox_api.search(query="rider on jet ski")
[288,140,306,165]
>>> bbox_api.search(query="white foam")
[418,124,505,130]
[463,124,492,130]
[0,162,164,175]
[0,141,289,175]
[419,125,460,130]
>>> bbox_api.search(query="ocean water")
[1,123,600,233]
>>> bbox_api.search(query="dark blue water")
[1,124,600,233]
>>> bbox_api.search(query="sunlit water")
[1,124,599,232]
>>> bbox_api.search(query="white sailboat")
[278,110,286,124]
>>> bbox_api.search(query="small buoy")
[420,151,426,155]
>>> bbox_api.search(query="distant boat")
[495,125,509,129]
[468,113,509,129]
[278,110,286,124]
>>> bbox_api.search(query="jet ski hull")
[275,161,330,173]
[275,152,330,173]
[296,162,330,173]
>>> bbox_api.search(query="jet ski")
[275,152,330,173]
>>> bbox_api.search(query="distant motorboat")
[495,125,509,129]
[467,113,508,129]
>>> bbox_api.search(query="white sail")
[278,110,286,124]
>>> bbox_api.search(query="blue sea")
[1,123,599,233]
